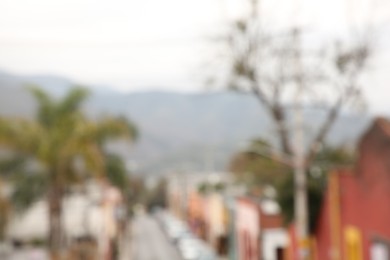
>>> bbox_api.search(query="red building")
[313,118,390,260]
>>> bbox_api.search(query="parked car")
[178,237,202,260]
[156,211,217,260]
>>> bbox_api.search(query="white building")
[6,181,123,258]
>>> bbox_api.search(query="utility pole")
[292,28,309,260]
[247,0,310,258]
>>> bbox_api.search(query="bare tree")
[217,2,370,168]
[213,0,371,259]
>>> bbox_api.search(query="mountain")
[0,71,370,174]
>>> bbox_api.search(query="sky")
[0,0,389,113]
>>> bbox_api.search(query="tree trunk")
[272,105,293,155]
[48,183,63,260]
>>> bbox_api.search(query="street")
[129,213,181,260]
[1,247,48,260]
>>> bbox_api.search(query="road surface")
[4,248,47,260]
[130,213,181,260]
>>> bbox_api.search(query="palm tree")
[0,155,28,241]
[0,87,137,259]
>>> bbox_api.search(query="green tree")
[277,172,325,233]
[276,145,354,232]
[146,178,167,210]
[0,155,26,240]
[104,153,134,220]
[230,139,354,232]
[0,87,137,259]
[0,178,9,241]
[229,138,288,192]
[105,154,129,193]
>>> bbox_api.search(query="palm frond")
[105,154,128,191]
[0,156,27,177]
[0,195,10,240]
[11,172,48,212]
[58,87,89,118]
[0,86,138,218]
[94,117,138,145]
[73,142,105,178]
[27,85,55,127]
[0,118,44,156]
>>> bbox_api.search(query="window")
[371,240,390,260]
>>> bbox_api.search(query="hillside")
[0,71,370,174]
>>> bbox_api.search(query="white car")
[178,237,203,260]
[165,221,188,242]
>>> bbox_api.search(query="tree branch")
[251,84,293,155]
[304,97,343,168]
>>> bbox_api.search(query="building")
[235,197,288,260]
[6,181,123,259]
[296,117,390,260]
[166,171,289,259]
[166,171,231,220]
[166,171,241,256]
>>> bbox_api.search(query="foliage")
[276,146,354,232]
[230,138,354,232]
[198,181,227,194]
[105,154,128,192]
[0,86,137,255]
[229,138,289,191]
[313,145,355,170]
[146,178,167,209]
[0,155,30,240]
[0,156,27,176]
[0,195,9,241]
[127,177,148,208]
[276,172,325,233]
[214,182,226,192]
[198,182,213,194]
[0,86,137,204]
[11,173,48,211]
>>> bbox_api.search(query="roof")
[375,117,390,137]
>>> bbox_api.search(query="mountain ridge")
[0,71,370,174]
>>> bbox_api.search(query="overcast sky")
[0,0,389,113]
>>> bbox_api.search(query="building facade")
[235,197,288,260]
[303,118,390,260]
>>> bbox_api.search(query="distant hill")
[0,70,370,174]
